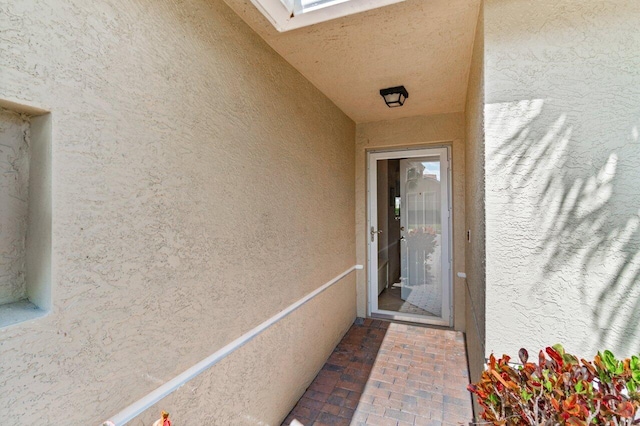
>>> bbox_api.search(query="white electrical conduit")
[104,264,364,426]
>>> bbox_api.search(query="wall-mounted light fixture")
[379,85,409,108]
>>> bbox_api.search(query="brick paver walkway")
[282,318,473,426]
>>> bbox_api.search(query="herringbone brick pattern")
[282,319,473,426]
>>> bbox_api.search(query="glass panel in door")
[398,157,442,317]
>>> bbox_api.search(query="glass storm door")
[367,147,451,326]
[400,157,443,317]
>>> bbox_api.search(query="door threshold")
[370,311,450,327]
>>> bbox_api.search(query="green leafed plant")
[468,345,640,425]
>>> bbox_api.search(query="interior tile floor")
[282,318,473,426]
[377,287,437,317]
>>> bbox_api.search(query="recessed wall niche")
[0,99,51,327]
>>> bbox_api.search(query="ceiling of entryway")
[223,0,481,123]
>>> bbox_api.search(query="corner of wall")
[462,0,486,395]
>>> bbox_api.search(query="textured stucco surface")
[0,0,355,424]
[485,0,640,359]
[463,2,485,389]
[24,113,52,312]
[224,0,481,123]
[355,113,466,330]
[133,274,356,426]
[0,109,29,305]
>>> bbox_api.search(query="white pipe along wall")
[105,265,363,426]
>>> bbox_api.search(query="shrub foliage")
[468,345,640,425]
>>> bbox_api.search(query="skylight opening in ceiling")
[294,0,351,14]
[251,0,405,32]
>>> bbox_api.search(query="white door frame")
[367,146,453,327]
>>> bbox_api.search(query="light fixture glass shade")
[379,86,409,108]
[383,92,404,107]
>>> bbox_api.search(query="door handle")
[370,227,382,242]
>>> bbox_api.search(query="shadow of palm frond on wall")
[486,98,640,355]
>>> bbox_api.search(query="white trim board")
[104,265,363,425]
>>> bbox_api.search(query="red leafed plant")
[468,345,640,425]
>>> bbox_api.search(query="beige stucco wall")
[355,113,466,330]
[464,1,485,388]
[0,0,355,424]
[0,110,29,305]
[0,107,52,325]
[24,112,53,313]
[484,0,640,358]
[133,274,356,426]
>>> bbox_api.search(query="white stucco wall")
[0,0,355,424]
[0,109,29,305]
[355,113,466,330]
[485,0,640,359]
